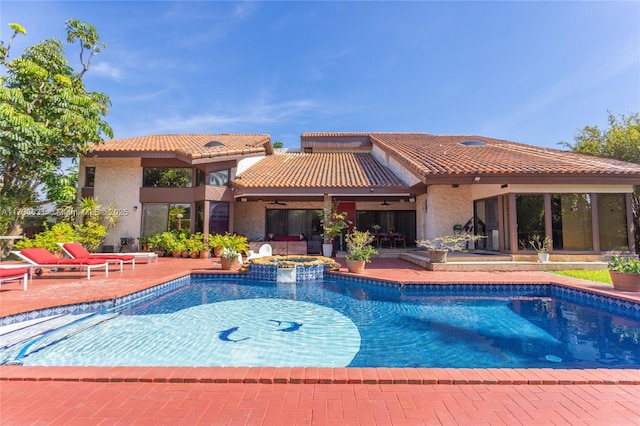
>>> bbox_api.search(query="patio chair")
[0,266,30,290]
[11,248,109,279]
[246,243,273,260]
[58,242,135,271]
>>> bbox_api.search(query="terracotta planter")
[346,259,366,274]
[172,250,182,258]
[609,271,640,292]
[428,250,448,263]
[189,252,199,259]
[213,247,224,258]
[199,250,209,259]
[220,256,238,270]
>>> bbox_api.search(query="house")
[81,132,640,256]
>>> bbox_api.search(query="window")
[355,210,417,246]
[598,193,628,251]
[209,202,230,235]
[143,168,192,187]
[516,194,545,250]
[141,203,191,236]
[85,167,95,187]
[265,209,322,239]
[551,193,592,251]
[209,170,229,186]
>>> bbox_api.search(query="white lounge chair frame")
[11,251,109,280]
[0,266,30,290]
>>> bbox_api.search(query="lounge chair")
[0,266,30,290]
[12,248,109,279]
[246,243,272,260]
[59,242,135,271]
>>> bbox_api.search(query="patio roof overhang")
[233,185,417,203]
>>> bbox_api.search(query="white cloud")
[90,61,123,80]
[150,98,320,133]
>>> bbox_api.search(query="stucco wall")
[424,185,473,239]
[85,158,142,248]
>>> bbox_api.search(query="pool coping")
[2,266,640,386]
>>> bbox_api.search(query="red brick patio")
[1,257,639,425]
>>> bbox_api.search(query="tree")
[0,20,113,237]
[272,141,283,149]
[560,112,640,252]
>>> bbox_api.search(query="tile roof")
[88,134,271,160]
[366,133,640,179]
[234,152,406,189]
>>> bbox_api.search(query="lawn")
[551,269,612,284]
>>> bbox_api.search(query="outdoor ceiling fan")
[381,200,390,206]
[270,200,287,206]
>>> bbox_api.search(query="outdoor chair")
[0,266,30,290]
[392,233,406,248]
[59,242,135,271]
[247,243,273,260]
[12,248,109,279]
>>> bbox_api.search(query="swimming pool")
[2,276,639,368]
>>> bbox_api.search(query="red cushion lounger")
[59,242,135,271]
[12,248,109,279]
[0,267,29,290]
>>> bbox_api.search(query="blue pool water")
[2,277,639,368]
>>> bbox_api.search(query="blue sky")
[2,1,639,149]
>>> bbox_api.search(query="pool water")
[3,278,639,368]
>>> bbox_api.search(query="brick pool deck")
[1,257,639,425]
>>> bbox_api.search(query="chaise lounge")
[12,248,109,279]
[0,267,30,290]
[59,242,136,271]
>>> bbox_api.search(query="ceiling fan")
[381,200,390,206]
[270,200,287,206]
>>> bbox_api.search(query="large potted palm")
[320,203,349,257]
[344,229,378,273]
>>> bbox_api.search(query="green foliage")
[15,222,77,254]
[551,270,612,284]
[320,203,349,244]
[608,256,640,274]
[0,20,112,236]
[272,141,284,149]
[345,229,378,262]
[185,232,207,253]
[560,112,640,164]
[218,233,249,258]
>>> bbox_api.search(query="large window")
[209,202,230,235]
[265,209,322,239]
[598,193,628,251]
[551,193,592,251]
[355,210,417,246]
[141,203,191,236]
[209,170,229,186]
[516,194,545,250]
[143,168,192,187]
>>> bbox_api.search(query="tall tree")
[560,112,640,252]
[0,20,113,236]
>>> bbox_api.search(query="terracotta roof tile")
[88,134,271,159]
[366,133,640,178]
[234,152,406,189]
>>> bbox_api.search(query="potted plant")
[529,234,552,263]
[218,233,249,270]
[209,233,226,258]
[416,233,485,263]
[319,203,349,257]
[608,255,640,292]
[344,229,378,273]
[186,232,206,259]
